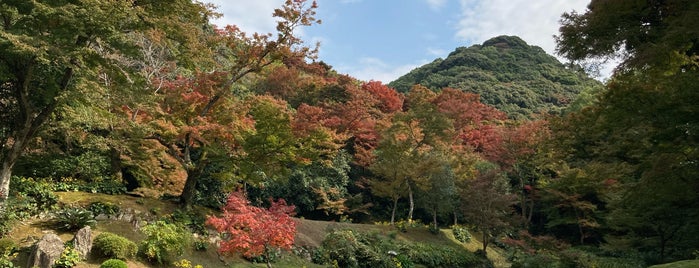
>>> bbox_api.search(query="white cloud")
[456,0,588,56]
[425,0,447,11]
[337,57,427,83]
[205,0,283,34]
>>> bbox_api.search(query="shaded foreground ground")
[7,192,509,267]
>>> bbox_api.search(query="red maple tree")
[207,191,296,267]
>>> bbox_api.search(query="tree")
[556,0,699,74]
[0,0,214,202]
[460,165,516,253]
[541,166,605,245]
[499,120,550,227]
[206,191,296,268]
[554,0,699,262]
[417,162,458,229]
[323,80,402,166]
[255,150,352,219]
[131,0,320,207]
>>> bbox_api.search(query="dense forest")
[389,35,603,119]
[1,0,697,267]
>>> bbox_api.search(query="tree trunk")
[407,183,414,222]
[482,232,489,253]
[453,212,458,226]
[432,208,438,227]
[0,162,14,202]
[180,168,199,208]
[390,196,398,225]
[0,128,28,202]
[519,177,528,227]
[265,248,273,268]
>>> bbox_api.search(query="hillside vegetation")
[389,35,603,118]
[1,0,698,268]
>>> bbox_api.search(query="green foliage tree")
[369,105,450,224]
[258,150,352,219]
[556,0,699,75]
[416,163,458,229]
[552,0,699,263]
[0,0,215,201]
[460,164,516,253]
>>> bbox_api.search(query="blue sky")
[203,0,601,82]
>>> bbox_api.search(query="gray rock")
[72,226,93,259]
[27,234,64,268]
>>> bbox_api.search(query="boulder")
[72,226,93,258]
[27,234,64,268]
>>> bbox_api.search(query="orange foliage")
[207,191,296,258]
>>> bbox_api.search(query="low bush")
[9,177,58,213]
[406,242,481,268]
[93,232,137,260]
[0,238,16,257]
[0,257,16,268]
[428,223,440,234]
[317,229,479,268]
[99,259,127,268]
[320,229,392,268]
[54,245,81,268]
[192,239,208,251]
[452,225,472,243]
[82,180,127,195]
[0,237,16,268]
[169,209,207,235]
[0,209,16,238]
[173,259,203,268]
[87,201,120,217]
[54,207,96,231]
[139,221,188,264]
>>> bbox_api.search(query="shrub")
[428,223,440,234]
[406,242,481,268]
[452,225,472,243]
[192,240,208,251]
[173,259,203,268]
[10,177,58,213]
[83,180,127,195]
[87,201,120,217]
[0,238,16,257]
[54,207,96,231]
[99,259,127,268]
[170,209,206,235]
[53,245,81,268]
[0,257,16,268]
[0,208,16,238]
[139,221,188,264]
[93,232,137,260]
[0,238,16,268]
[319,229,397,268]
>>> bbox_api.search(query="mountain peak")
[388,35,602,119]
[481,35,529,49]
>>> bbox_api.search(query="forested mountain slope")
[389,35,602,118]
